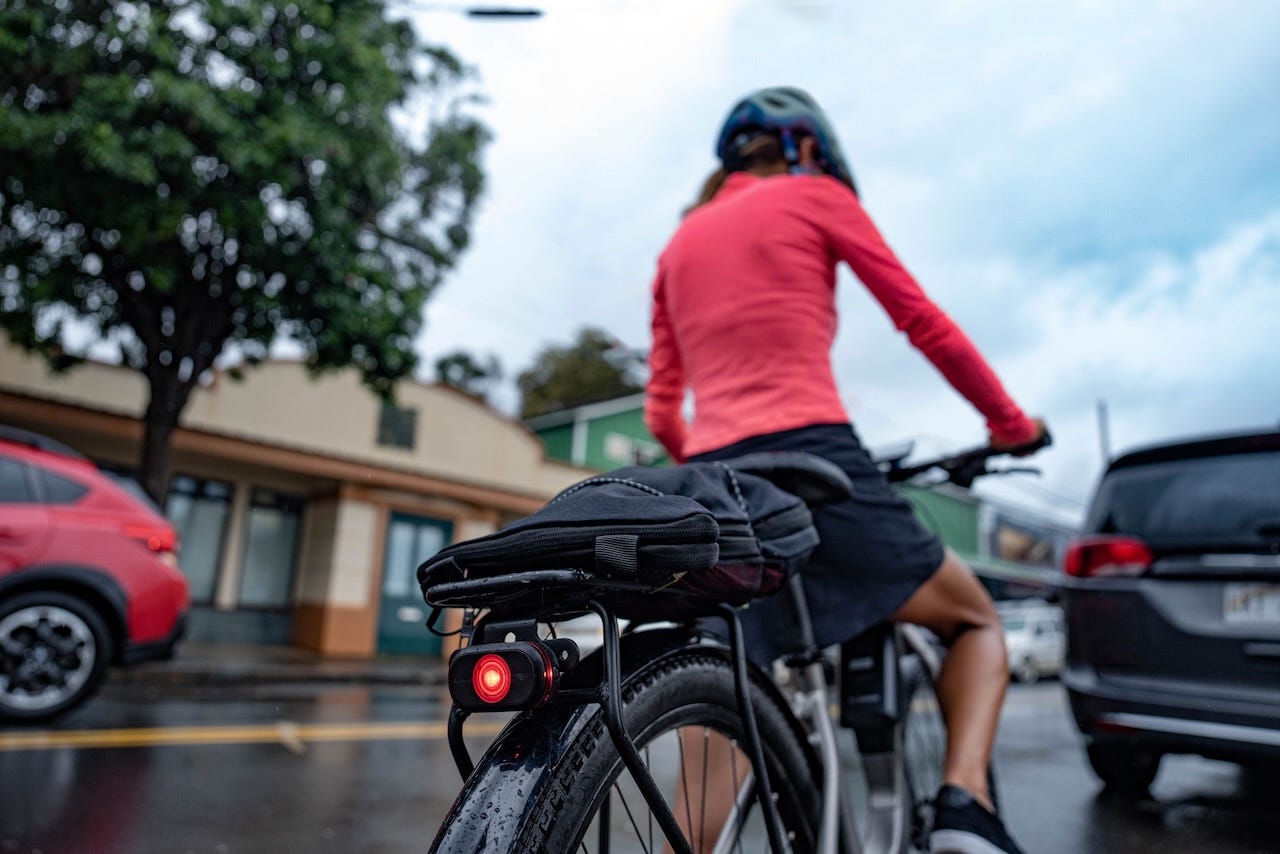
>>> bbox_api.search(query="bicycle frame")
[431,564,943,854]
[430,437,1048,853]
[768,575,944,854]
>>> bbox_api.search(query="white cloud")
[402,0,1280,520]
[840,211,1280,520]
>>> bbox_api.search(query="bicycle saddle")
[718,452,853,504]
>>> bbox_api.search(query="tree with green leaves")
[434,349,501,403]
[517,327,644,419]
[0,0,488,502]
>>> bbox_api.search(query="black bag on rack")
[417,460,822,611]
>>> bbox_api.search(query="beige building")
[0,340,588,658]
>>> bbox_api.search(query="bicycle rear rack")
[433,571,792,854]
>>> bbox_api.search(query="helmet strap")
[779,128,800,168]
[778,128,823,177]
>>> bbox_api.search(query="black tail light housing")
[448,638,577,712]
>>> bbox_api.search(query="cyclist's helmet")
[715,86,858,195]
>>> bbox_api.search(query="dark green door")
[377,513,452,655]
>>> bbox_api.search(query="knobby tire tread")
[515,646,819,852]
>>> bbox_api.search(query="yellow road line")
[0,719,508,752]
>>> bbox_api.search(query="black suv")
[1062,429,1280,791]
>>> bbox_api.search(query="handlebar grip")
[1004,428,1052,457]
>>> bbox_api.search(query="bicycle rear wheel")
[431,639,821,853]
[900,643,999,853]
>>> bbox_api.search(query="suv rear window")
[1088,450,1280,550]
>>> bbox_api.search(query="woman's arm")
[818,182,1038,444]
[644,266,689,461]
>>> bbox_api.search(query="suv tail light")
[1064,535,1153,578]
[123,523,179,566]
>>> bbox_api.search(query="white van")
[998,600,1065,684]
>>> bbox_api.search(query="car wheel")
[1086,743,1161,794]
[1013,656,1039,685]
[0,591,113,723]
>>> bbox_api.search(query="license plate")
[1224,583,1280,625]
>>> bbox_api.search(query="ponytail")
[684,134,786,215]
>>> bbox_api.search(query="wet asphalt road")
[1,678,1277,854]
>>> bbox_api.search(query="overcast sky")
[400,0,1280,522]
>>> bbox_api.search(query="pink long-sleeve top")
[644,171,1037,462]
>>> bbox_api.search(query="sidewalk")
[107,641,447,688]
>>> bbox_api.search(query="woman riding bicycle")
[644,86,1045,854]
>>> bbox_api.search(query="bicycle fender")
[429,626,702,853]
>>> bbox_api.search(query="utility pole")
[1097,399,1112,465]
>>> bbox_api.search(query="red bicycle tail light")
[1064,536,1153,578]
[472,654,512,704]
[448,642,558,711]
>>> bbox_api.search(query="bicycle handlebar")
[880,430,1053,488]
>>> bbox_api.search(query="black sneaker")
[929,784,1025,854]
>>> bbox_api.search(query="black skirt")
[690,422,945,665]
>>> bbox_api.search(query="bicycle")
[423,436,1048,853]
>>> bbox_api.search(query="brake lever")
[946,457,991,489]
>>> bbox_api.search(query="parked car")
[1062,429,1280,792]
[0,426,189,722]
[998,599,1065,683]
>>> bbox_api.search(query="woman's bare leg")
[891,549,1008,811]
[669,549,1007,849]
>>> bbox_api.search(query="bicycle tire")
[431,636,821,853]
[899,649,999,853]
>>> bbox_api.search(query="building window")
[377,404,418,451]
[238,489,304,610]
[166,476,233,604]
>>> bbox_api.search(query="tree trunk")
[138,376,187,507]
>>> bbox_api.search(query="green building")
[524,393,669,470]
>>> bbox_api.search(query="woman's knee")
[892,551,1001,643]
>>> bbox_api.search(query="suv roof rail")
[0,424,90,461]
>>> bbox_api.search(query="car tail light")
[1063,536,1152,578]
[123,523,179,560]
[449,642,558,711]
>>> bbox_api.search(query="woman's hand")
[990,417,1050,457]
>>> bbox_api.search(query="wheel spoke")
[645,744,654,852]
[730,746,745,854]
[700,727,709,850]
[10,661,39,688]
[34,620,56,644]
[678,727,694,841]
[611,781,649,853]
[49,631,84,658]
[0,636,27,660]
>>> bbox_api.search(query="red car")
[0,426,188,722]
